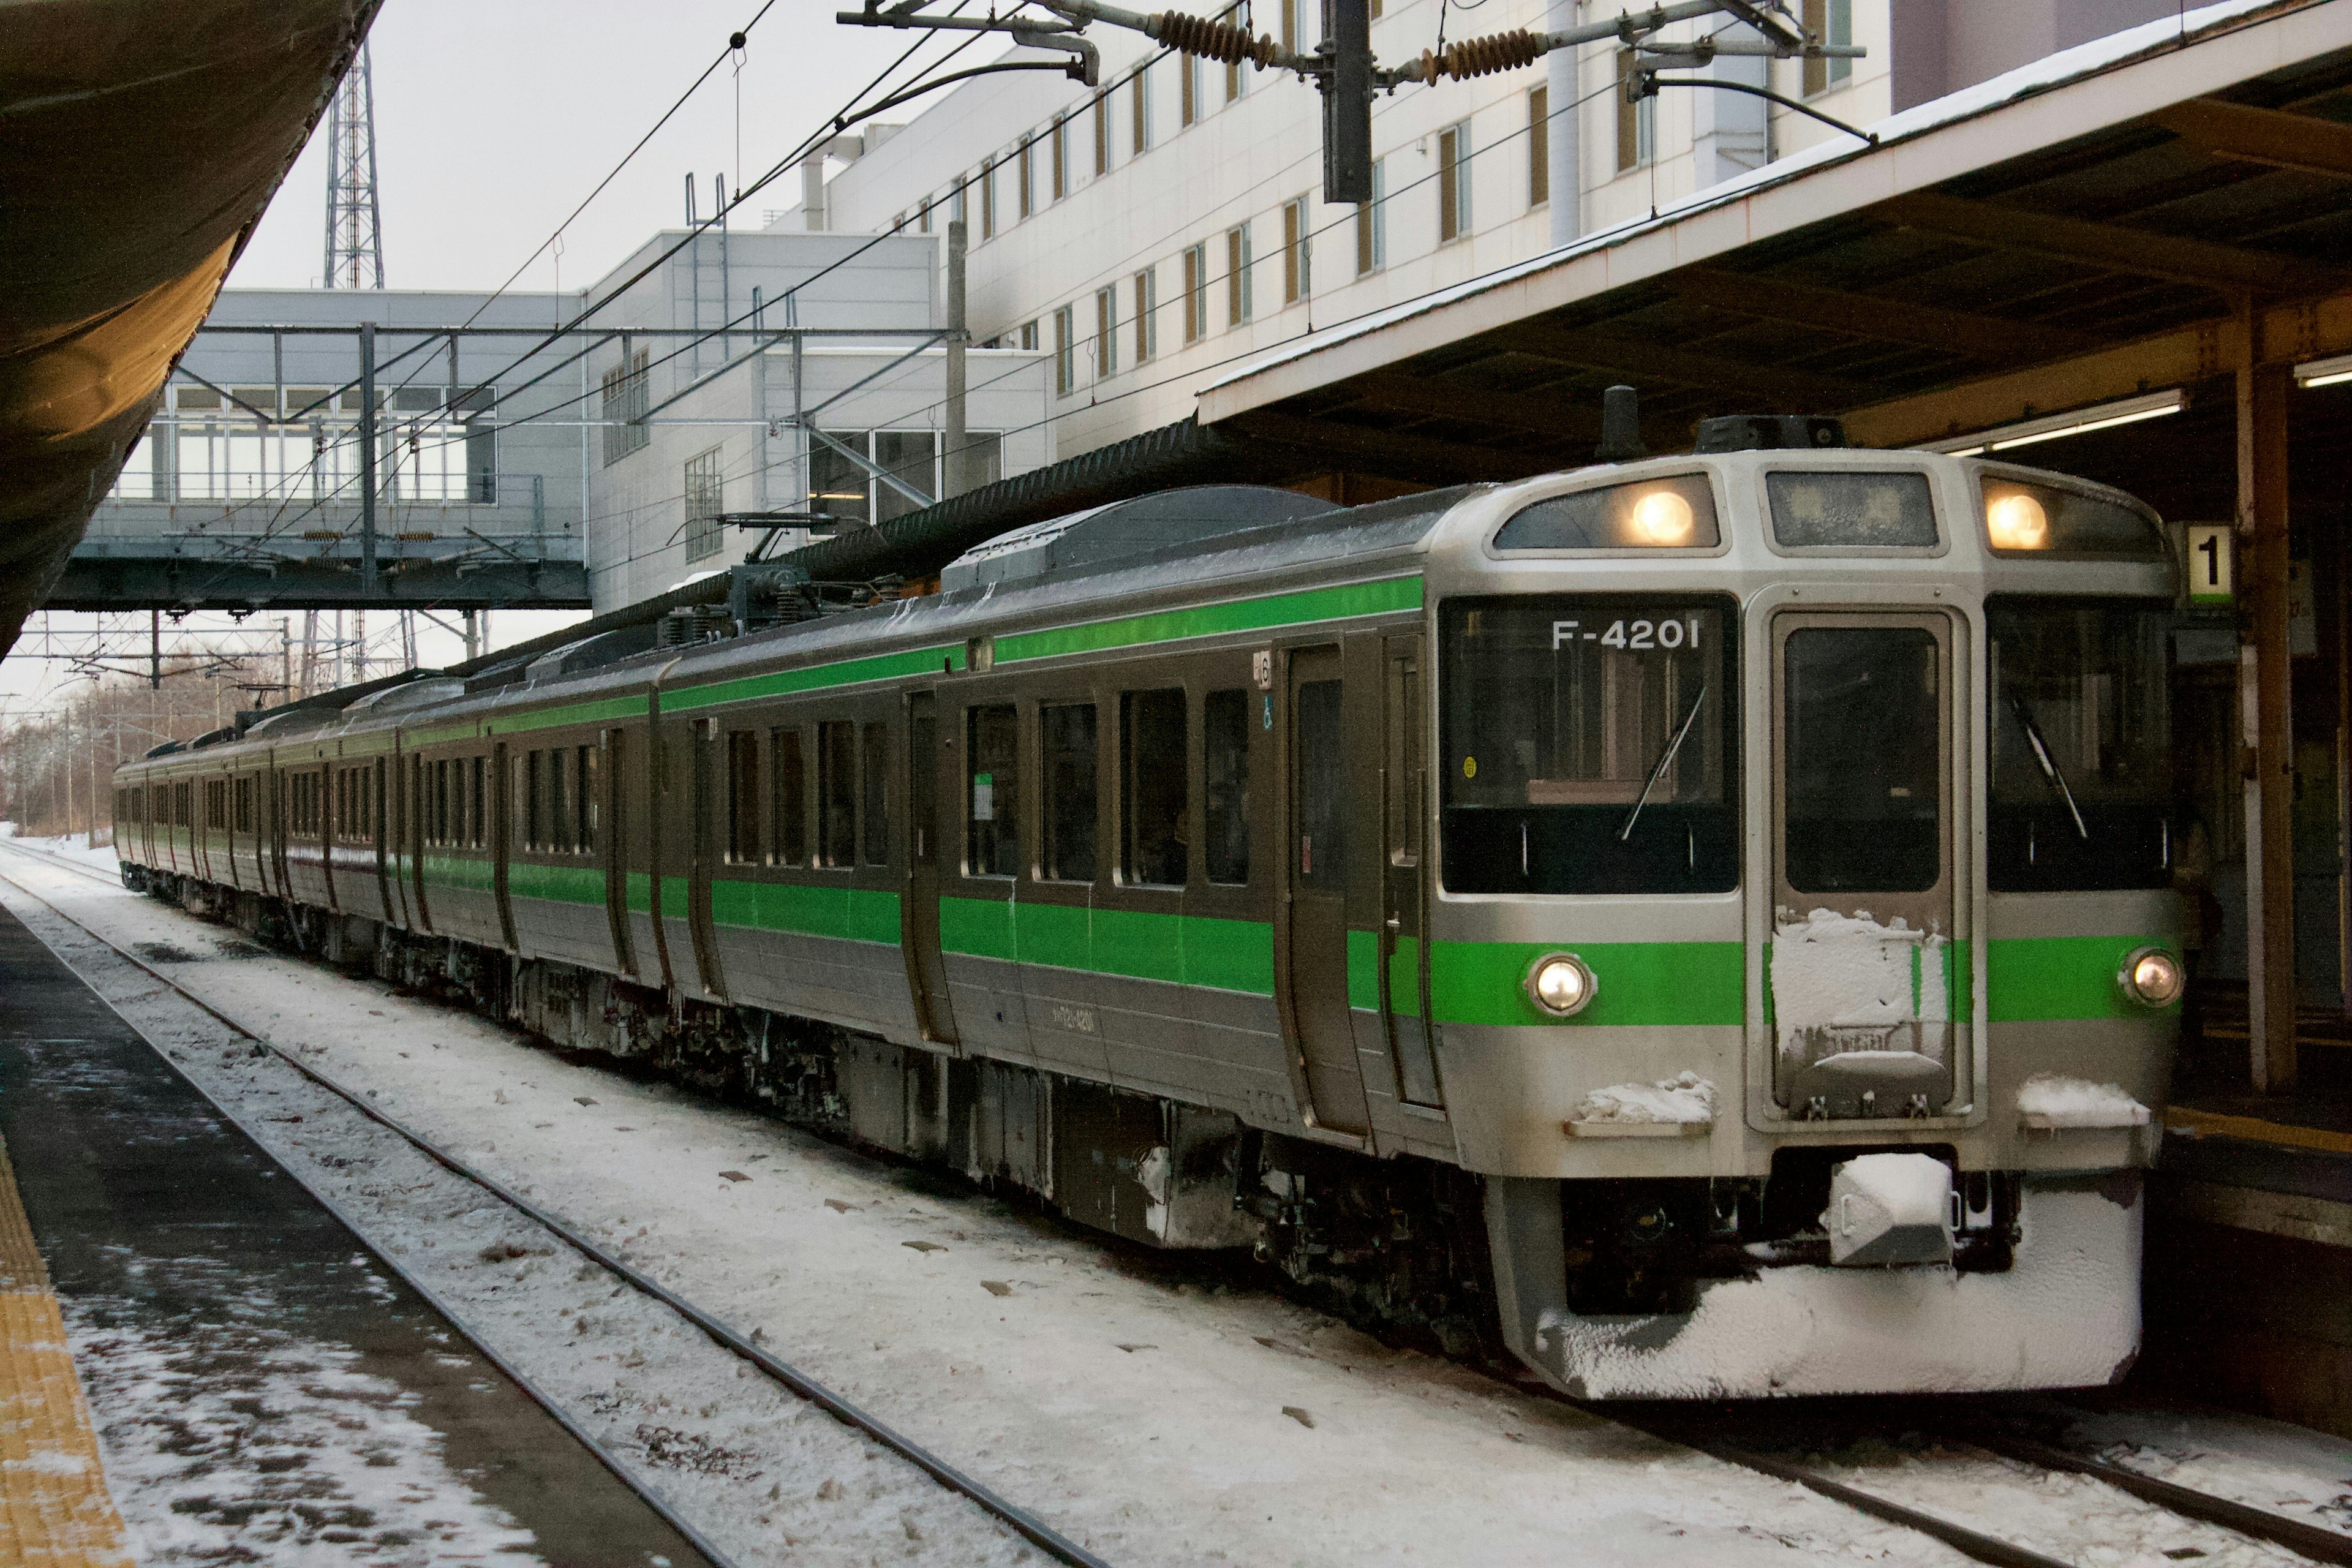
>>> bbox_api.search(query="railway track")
[0,843,1112,1568]
[7,837,2350,1568]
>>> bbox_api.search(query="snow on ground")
[65,1272,548,1567]
[1776,1431,2321,1568]
[4,832,121,878]
[9,845,2350,1566]
[2044,1398,2352,1540]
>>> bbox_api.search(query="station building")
[71,230,1053,616]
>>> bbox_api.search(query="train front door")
[901,692,959,1046]
[1770,611,1961,1119]
[1282,646,1371,1137]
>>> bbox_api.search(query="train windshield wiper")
[2010,695,2089,840]
[1618,684,1706,843]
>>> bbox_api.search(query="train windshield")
[1439,595,1738,894]
[1986,596,2172,891]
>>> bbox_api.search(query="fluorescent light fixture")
[1918,390,2185,457]
[2296,352,2352,389]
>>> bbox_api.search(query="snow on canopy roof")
[1196,0,2318,420]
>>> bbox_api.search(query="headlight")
[1629,488,1697,546]
[2118,946,2184,1008]
[1525,952,1597,1018]
[1985,490,2051,549]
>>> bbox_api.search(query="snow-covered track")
[0,847,1115,1568]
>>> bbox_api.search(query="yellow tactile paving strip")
[0,1134,131,1568]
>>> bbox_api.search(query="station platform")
[2143,1002,2352,1439]
[0,903,709,1565]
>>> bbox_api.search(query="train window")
[771,728,807,865]
[1121,689,1188,887]
[966,704,1019,878]
[470,756,487,848]
[523,750,545,851]
[1767,470,1938,549]
[818,721,858,867]
[549,747,571,853]
[235,777,254,834]
[726,731,762,863]
[1205,690,1250,884]
[1784,626,1940,893]
[1039,703,1098,882]
[579,745,600,854]
[1987,597,2172,891]
[861,723,891,866]
[1295,680,1348,893]
[1493,473,1720,551]
[1978,474,2163,557]
[1441,595,1738,894]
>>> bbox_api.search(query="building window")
[1092,91,1110,175]
[1226,222,1252,326]
[1133,268,1157,363]
[1131,64,1151,156]
[1356,157,1386,274]
[809,433,872,530]
[1282,197,1311,304]
[918,198,932,232]
[1616,50,1655,170]
[1804,0,1853,93]
[1051,117,1068,200]
[600,347,650,466]
[1095,284,1118,379]
[1182,243,1209,342]
[1054,305,1076,396]
[683,445,725,562]
[980,156,997,238]
[952,177,968,228]
[1180,51,1199,126]
[873,430,934,524]
[1017,137,1034,219]
[1528,85,1550,207]
[1438,121,1472,242]
[1278,0,1300,53]
[1020,319,1039,351]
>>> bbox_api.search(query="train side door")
[901,691,960,1047]
[408,753,433,933]
[372,756,396,921]
[1380,634,1443,1109]
[687,718,728,998]
[1280,645,1372,1137]
[602,727,636,979]
[1770,611,1960,1119]
[491,742,518,951]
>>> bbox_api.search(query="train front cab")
[1420,446,2180,1398]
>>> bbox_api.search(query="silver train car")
[113,415,2182,1398]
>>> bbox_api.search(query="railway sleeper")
[156,883,1503,1361]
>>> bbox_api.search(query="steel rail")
[0,845,1118,1568]
[0,856,741,1568]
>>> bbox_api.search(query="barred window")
[600,347,650,466]
[683,445,725,562]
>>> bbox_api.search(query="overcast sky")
[6,1,923,712]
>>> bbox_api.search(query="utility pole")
[944,219,968,499]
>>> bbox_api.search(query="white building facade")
[783,0,2185,459]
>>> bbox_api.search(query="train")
[113,410,2183,1398]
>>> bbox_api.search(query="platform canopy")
[1192,0,2352,483]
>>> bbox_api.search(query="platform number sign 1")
[2187,524,2233,607]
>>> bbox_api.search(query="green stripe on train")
[421,854,497,892]
[507,862,606,906]
[1987,934,2171,1020]
[710,878,902,944]
[667,645,967,714]
[938,898,1276,993]
[1431,939,1744,1028]
[995,576,1423,665]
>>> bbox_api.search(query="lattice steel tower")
[323,42,385,288]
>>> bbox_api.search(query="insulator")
[1439,28,1544,80]
[1155,11,1277,67]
